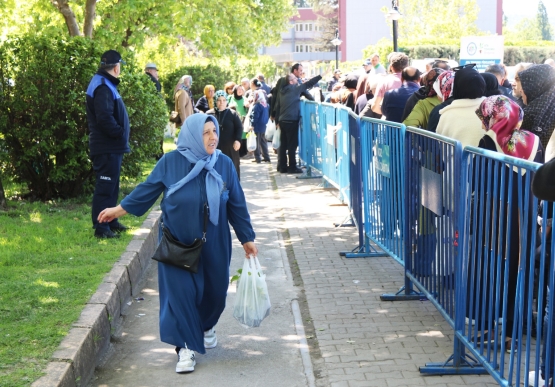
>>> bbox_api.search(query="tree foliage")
[396,0,480,41]
[537,0,553,41]
[504,17,542,42]
[0,0,296,57]
[0,35,167,200]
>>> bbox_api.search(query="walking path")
[89,156,500,387]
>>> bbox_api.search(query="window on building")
[305,23,312,32]
[295,45,304,53]
[295,23,303,32]
[305,45,313,52]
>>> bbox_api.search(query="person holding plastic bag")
[97,114,258,374]
[249,90,270,163]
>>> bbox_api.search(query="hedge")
[0,35,167,200]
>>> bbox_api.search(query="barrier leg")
[296,166,322,180]
[340,235,389,258]
[419,337,488,375]
[334,214,355,227]
[380,275,424,301]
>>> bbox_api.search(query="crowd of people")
[324,53,555,386]
[87,47,555,379]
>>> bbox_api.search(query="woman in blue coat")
[249,90,271,163]
[98,114,258,374]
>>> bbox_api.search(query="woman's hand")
[98,205,127,224]
[243,241,258,258]
[233,140,241,151]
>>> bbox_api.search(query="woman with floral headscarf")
[249,90,271,163]
[427,71,455,132]
[195,85,215,113]
[97,114,257,374]
[402,68,444,128]
[207,90,243,178]
[469,95,543,351]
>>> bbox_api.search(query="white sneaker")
[204,327,217,349]
[176,346,195,373]
[528,370,551,387]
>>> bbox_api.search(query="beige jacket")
[175,89,193,124]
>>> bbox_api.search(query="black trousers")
[91,153,123,231]
[278,120,299,171]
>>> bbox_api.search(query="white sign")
[459,36,504,71]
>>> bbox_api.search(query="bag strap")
[160,203,209,242]
[202,203,208,242]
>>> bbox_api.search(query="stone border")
[31,210,161,387]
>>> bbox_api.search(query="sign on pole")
[459,36,504,71]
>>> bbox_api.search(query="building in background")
[263,0,503,73]
[261,7,337,77]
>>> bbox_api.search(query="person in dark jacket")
[207,90,243,178]
[274,73,322,173]
[86,50,130,239]
[144,62,161,93]
[249,90,271,164]
[381,67,421,123]
[195,85,215,113]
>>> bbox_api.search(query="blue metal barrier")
[339,111,386,258]
[317,102,343,194]
[359,118,406,265]
[382,128,463,305]
[335,106,352,205]
[430,146,555,386]
[298,101,323,178]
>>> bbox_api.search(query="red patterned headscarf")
[434,71,455,102]
[475,95,539,161]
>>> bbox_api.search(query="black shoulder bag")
[151,204,208,273]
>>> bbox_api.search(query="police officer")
[86,50,130,239]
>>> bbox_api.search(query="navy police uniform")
[86,57,130,237]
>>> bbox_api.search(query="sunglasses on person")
[452,63,477,72]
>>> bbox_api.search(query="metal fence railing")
[297,101,555,386]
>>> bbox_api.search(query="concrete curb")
[31,209,161,387]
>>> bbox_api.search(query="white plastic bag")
[243,105,254,132]
[265,120,276,141]
[246,131,257,152]
[272,128,281,150]
[233,256,271,328]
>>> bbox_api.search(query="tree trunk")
[0,176,7,210]
[51,0,81,36]
[83,0,97,38]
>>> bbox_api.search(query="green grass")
[0,139,176,387]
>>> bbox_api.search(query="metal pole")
[392,0,398,52]
[392,20,398,52]
[335,28,339,69]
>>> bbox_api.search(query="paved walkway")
[89,154,500,387]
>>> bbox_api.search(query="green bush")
[402,45,460,61]
[118,68,167,179]
[0,35,167,200]
[504,46,555,65]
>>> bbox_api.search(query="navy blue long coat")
[121,150,255,353]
